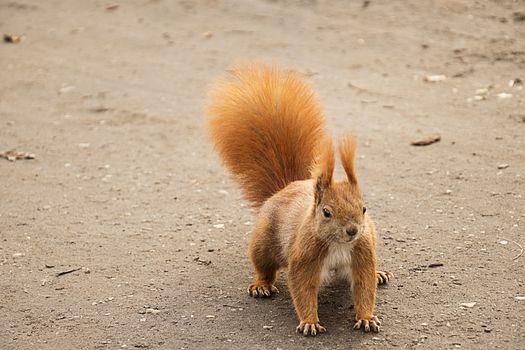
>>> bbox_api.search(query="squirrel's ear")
[314,176,325,205]
[339,134,358,184]
[312,138,335,204]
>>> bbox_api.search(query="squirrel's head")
[312,135,366,244]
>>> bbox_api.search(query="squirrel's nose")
[346,226,358,236]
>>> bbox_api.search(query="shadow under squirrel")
[207,64,392,336]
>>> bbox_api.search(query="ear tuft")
[339,134,358,184]
[312,136,335,203]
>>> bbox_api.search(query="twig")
[56,267,82,277]
[502,238,524,261]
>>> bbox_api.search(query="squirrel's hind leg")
[247,219,281,298]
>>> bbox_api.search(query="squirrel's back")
[207,64,327,208]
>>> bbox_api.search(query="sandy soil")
[1,1,524,349]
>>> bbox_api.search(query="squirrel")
[206,64,392,336]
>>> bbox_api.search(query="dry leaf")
[410,134,441,146]
[0,150,35,161]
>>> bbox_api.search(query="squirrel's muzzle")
[345,226,358,237]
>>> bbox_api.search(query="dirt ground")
[1,0,524,349]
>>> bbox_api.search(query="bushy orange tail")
[207,64,327,208]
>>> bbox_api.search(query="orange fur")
[339,134,358,184]
[207,64,390,336]
[207,64,327,208]
[312,137,335,187]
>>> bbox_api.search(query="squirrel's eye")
[363,207,367,214]
[322,207,332,218]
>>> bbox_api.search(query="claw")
[354,315,381,333]
[303,324,310,336]
[372,315,381,325]
[377,271,393,285]
[248,283,278,298]
[296,321,326,336]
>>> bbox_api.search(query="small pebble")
[460,302,476,308]
[497,92,512,99]
[509,78,523,87]
[424,74,447,82]
[4,33,22,43]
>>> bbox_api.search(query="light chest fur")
[320,242,354,285]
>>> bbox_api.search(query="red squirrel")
[207,64,392,335]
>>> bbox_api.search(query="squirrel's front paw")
[296,321,326,336]
[376,270,393,285]
[353,315,381,332]
[247,282,279,297]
